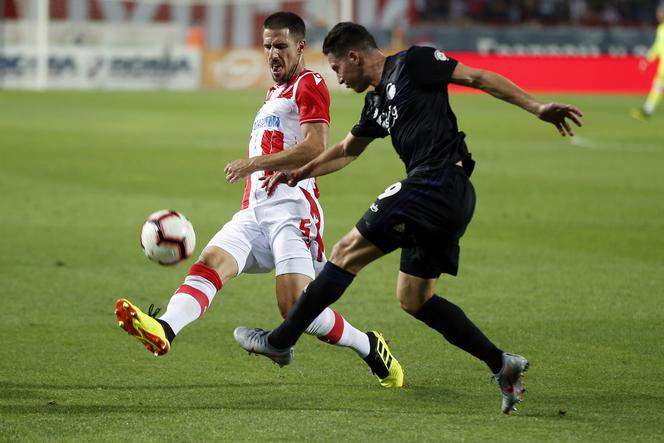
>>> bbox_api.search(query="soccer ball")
[140,210,196,265]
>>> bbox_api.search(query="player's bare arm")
[450,62,583,136]
[262,131,372,195]
[225,121,328,183]
[285,132,373,186]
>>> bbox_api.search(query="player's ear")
[347,50,360,65]
[297,40,306,53]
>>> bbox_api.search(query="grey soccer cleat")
[233,327,294,367]
[493,352,529,414]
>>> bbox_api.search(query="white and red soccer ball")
[140,210,196,265]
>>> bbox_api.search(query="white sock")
[159,263,222,335]
[305,308,370,357]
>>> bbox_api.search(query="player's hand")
[259,171,289,197]
[536,103,583,136]
[286,163,313,186]
[224,159,255,183]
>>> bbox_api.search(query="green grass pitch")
[1,89,663,442]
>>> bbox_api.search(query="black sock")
[269,262,355,349]
[414,294,503,373]
[156,319,176,344]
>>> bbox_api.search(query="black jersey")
[351,46,471,176]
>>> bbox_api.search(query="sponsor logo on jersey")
[252,114,280,131]
[386,83,396,100]
[375,104,399,132]
[434,50,449,61]
[313,73,323,85]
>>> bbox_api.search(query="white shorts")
[207,189,326,279]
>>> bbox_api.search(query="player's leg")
[397,271,504,372]
[116,210,255,355]
[235,177,413,353]
[155,245,235,340]
[634,71,664,119]
[266,227,384,349]
[643,72,663,116]
[274,273,367,355]
[274,271,402,387]
[398,270,528,413]
[266,213,375,354]
[233,227,387,362]
[115,246,229,356]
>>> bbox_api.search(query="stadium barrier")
[447,53,658,94]
[1,45,656,93]
[0,46,201,90]
[202,48,657,94]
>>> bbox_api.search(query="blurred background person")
[632,3,664,119]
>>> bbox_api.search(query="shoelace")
[147,304,161,318]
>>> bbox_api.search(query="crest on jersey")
[434,50,449,61]
[386,83,396,100]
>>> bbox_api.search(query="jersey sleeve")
[405,46,458,89]
[295,72,330,125]
[350,93,389,139]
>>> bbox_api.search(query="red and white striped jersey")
[241,69,330,209]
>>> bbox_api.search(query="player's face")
[327,52,371,93]
[263,28,304,83]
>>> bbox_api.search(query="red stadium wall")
[201,49,659,92]
[448,53,658,94]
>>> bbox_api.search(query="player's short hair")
[263,11,306,40]
[322,22,379,57]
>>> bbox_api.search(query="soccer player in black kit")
[235,22,583,414]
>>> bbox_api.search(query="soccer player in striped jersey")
[115,12,403,388]
[632,4,664,120]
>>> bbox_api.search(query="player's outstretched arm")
[225,122,328,183]
[261,132,373,194]
[450,62,583,136]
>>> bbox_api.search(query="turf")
[1,90,663,442]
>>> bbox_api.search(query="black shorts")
[355,165,476,279]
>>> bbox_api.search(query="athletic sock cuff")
[414,294,444,322]
[156,318,176,344]
[188,263,222,291]
[319,262,355,286]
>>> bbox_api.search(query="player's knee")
[329,234,354,266]
[196,247,237,282]
[397,294,422,315]
[396,290,432,316]
[197,248,220,269]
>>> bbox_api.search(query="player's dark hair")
[322,22,378,57]
[263,11,306,40]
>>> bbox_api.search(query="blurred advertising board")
[202,49,341,90]
[0,46,201,89]
[202,48,655,93]
[448,53,657,94]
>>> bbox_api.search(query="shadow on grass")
[0,380,459,416]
